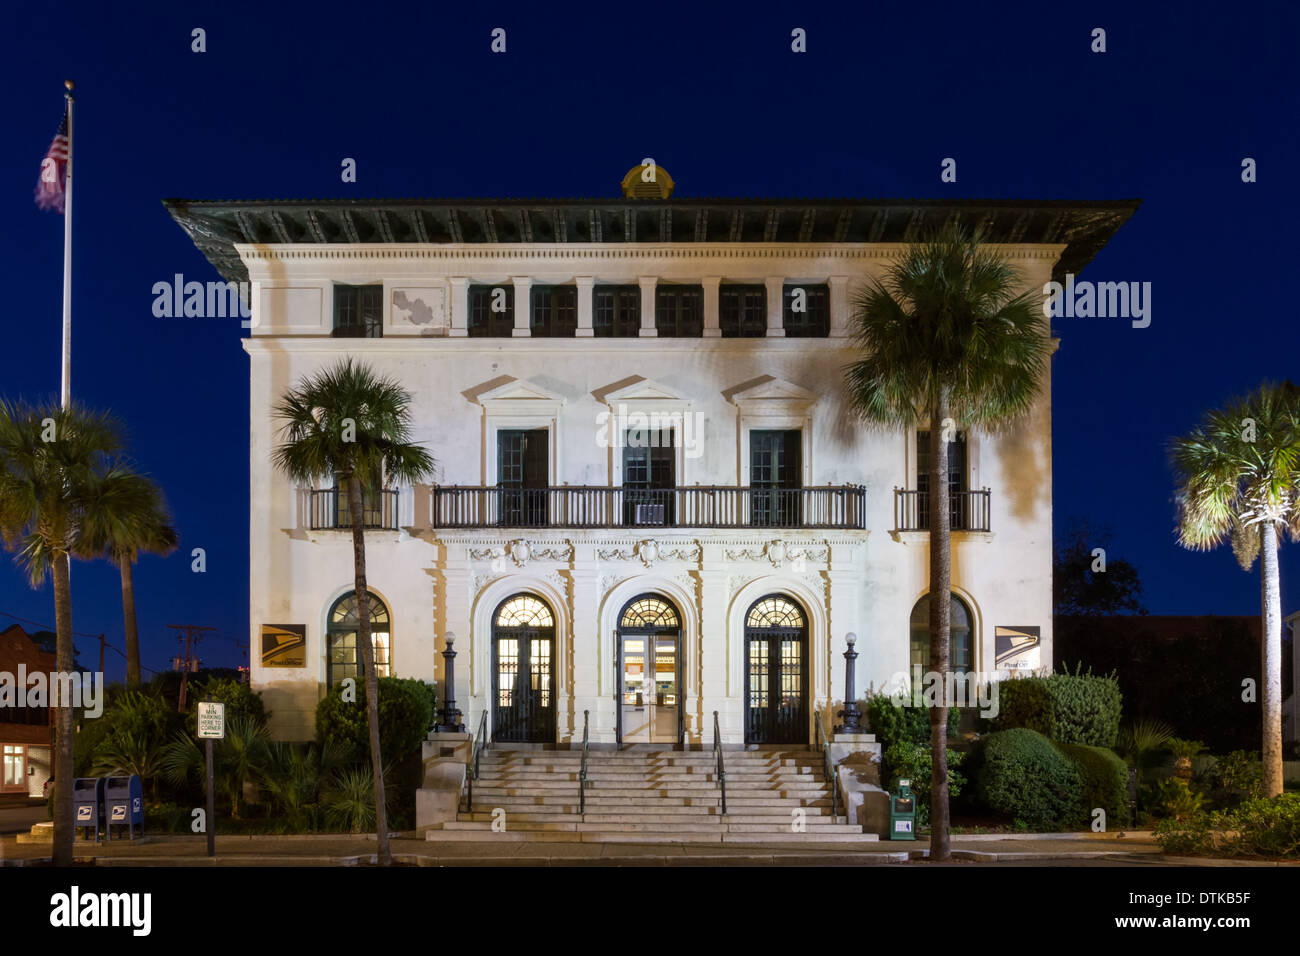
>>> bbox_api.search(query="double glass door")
[618,634,680,744]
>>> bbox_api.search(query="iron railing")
[432,484,866,530]
[465,708,488,813]
[308,488,399,531]
[815,710,839,819]
[892,488,991,533]
[713,710,727,816]
[579,709,590,817]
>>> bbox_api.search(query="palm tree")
[77,468,178,687]
[843,222,1052,860]
[0,400,124,866]
[272,358,435,865]
[1170,380,1300,797]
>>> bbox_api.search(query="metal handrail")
[713,711,727,815]
[465,708,488,813]
[815,711,839,819]
[579,710,590,816]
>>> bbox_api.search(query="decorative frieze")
[468,539,574,567]
[595,539,701,567]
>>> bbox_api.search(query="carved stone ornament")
[469,539,573,568]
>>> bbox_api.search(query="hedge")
[865,693,960,752]
[1056,741,1129,828]
[972,728,1083,830]
[993,669,1122,747]
[315,676,437,762]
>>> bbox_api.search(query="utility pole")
[168,625,215,712]
[97,634,105,675]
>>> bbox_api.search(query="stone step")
[441,820,865,834]
[456,810,845,823]
[426,830,875,844]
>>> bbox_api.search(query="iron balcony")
[892,488,992,533]
[432,485,867,530]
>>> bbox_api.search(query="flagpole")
[60,79,74,409]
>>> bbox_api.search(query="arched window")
[620,596,679,629]
[327,591,391,687]
[909,594,973,674]
[495,594,554,628]
[746,596,806,629]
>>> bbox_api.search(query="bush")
[315,676,437,763]
[1057,742,1129,828]
[993,666,1122,747]
[1213,750,1264,803]
[1154,793,1300,859]
[1154,813,1215,856]
[865,693,960,751]
[972,728,1083,831]
[882,741,965,829]
[185,678,268,737]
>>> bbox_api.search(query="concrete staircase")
[425,748,876,843]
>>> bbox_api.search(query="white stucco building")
[167,167,1137,746]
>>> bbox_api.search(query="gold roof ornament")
[621,159,674,199]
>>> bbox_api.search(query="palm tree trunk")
[928,398,952,862]
[120,555,141,688]
[347,473,392,865]
[1260,522,1283,797]
[51,550,76,866]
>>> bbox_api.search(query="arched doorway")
[744,594,809,745]
[491,593,556,743]
[616,594,683,745]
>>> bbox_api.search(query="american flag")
[35,105,69,213]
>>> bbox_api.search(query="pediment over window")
[726,376,816,416]
[598,376,690,411]
[472,377,566,416]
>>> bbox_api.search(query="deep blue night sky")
[2,1,1297,680]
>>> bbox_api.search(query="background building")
[168,168,1136,743]
[0,623,54,798]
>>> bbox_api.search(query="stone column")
[701,276,721,337]
[448,277,468,336]
[698,551,732,745]
[571,545,607,743]
[638,276,657,337]
[829,275,850,336]
[765,276,785,337]
[575,276,595,337]
[511,276,531,337]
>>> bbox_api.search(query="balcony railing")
[308,488,399,530]
[432,485,866,530]
[893,488,991,532]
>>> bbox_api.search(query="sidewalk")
[0,830,1190,866]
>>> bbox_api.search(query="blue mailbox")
[104,775,144,840]
[72,777,105,843]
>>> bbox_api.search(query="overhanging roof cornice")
[163,196,1141,287]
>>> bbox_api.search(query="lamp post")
[436,632,465,733]
[835,632,863,734]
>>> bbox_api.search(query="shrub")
[1153,778,1205,821]
[993,666,1122,747]
[1154,812,1215,856]
[882,741,965,829]
[865,692,959,751]
[315,676,437,763]
[1057,742,1129,827]
[185,678,268,737]
[1214,750,1264,803]
[972,728,1083,831]
[1218,793,1300,858]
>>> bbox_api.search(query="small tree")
[272,359,435,864]
[1170,380,1300,797]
